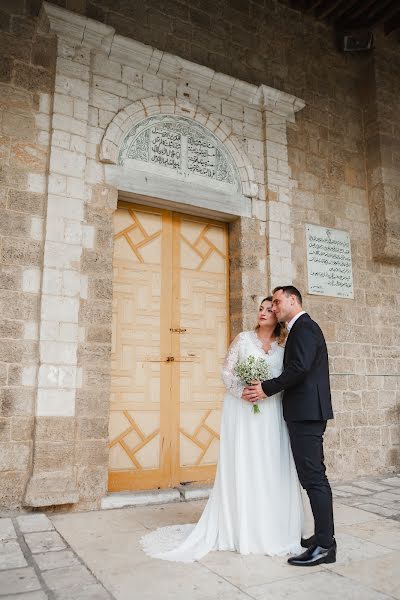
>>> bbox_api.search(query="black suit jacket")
[261,313,333,422]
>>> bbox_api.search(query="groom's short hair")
[273,285,302,306]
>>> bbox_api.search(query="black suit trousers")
[286,420,334,548]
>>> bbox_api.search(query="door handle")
[169,328,187,333]
[144,355,196,363]
[166,356,196,362]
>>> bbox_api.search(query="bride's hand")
[242,385,264,403]
[246,381,267,400]
[242,388,255,402]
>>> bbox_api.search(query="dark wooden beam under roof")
[286,0,400,41]
[341,0,382,23]
[314,0,348,19]
[385,11,400,35]
[305,0,326,12]
[366,0,400,26]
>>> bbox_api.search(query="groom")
[244,285,336,566]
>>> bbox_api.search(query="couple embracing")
[142,286,336,567]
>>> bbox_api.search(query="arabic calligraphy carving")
[306,224,354,299]
[118,115,240,189]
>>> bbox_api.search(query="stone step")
[101,484,212,509]
[101,489,180,510]
[178,484,213,501]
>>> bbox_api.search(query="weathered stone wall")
[0,0,398,509]
[288,83,400,479]
[364,33,400,263]
[0,7,56,508]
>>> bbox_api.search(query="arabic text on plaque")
[149,126,181,170]
[306,224,354,299]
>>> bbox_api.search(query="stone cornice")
[40,2,305,116]
[256,85,306,121]
[40,2,114,52]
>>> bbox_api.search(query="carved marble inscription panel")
[118,115,239,189]
[306,224,354,299]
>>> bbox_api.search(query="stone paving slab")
[17,514,54,534]
[200,551,325,588]
[0,567,41,595]
[350,481,390,492]
[357,503,400,517]
[381,477,400,487]
[33,549,80,571]
[24,531,67,554]
[367,491,400,503]
[330,531,392,566]
[331,474,400,521]
[1,593,48,600]
[244,569,394,600]
[0,540,27,570]
[337,518,400,552]
[41,564,97,594]
[52,583,115,600]
[0,518,16,541]
[330,551,400,599]
[335,485,372,496]
[332,502,384,526]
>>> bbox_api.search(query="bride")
[141,297,305,562]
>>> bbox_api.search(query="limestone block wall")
[0,0,398,509]
[288,55,400,478]
[0,14,56,508]
[363,33,400,264]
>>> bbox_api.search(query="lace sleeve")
[221,333,245,399]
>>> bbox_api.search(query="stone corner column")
[257,84,306,291]
[24,4,113,508]
[363,50,400,265]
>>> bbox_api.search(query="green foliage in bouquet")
[234,355,272,414]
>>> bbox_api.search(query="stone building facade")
[0,0,399,510]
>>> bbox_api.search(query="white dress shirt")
[287,310,306,332]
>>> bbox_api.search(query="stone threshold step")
[101,484,212,510]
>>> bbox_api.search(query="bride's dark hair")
[255,296,287,346]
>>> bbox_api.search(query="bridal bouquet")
[234,355,272,414]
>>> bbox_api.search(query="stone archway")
[100,96,258,206]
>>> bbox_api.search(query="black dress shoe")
[288,540,336,567]
[301,535,316,548]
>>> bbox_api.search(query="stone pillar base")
[24,472,79,507]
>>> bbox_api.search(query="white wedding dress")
[141,330,304,562]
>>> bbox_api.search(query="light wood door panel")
[174,215,228,483]
[109,203,228,491]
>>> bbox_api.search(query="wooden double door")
[108,202,229,491]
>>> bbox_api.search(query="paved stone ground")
[1,473,400,600]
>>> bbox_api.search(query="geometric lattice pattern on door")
[113,206,162,264]
[180,220,226,273]
[180,409,220,466]
[109,410,160,470]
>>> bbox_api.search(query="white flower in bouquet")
[234,355,272,414]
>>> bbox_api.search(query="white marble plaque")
[306,224,354,299]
